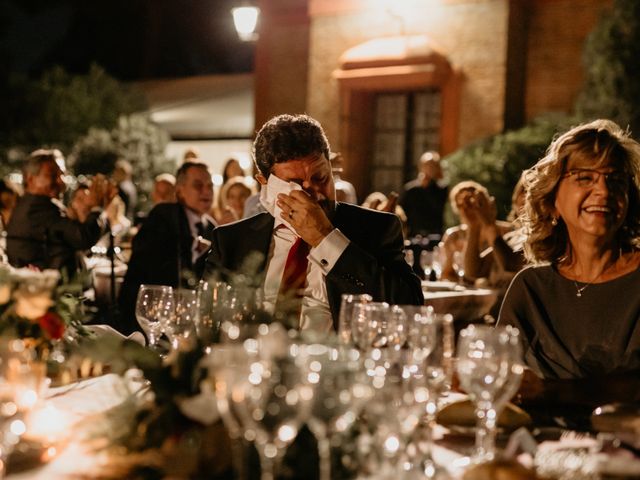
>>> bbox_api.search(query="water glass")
[164,289,198,350]
[135,284,173,349]
[337,294,372,345]
[456,324,521,463]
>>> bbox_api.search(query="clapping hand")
[88,174,117,209]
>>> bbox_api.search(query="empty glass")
[164,289,198,350]
[456,325,521,463]
[135,284,173,349]
[352,302,405,356]
[243,346,312,480]
[337,293,372,345]
[304,345,370,480]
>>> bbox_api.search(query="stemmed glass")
[352,302,406,360]
[206,344,254,480]
[135,284,173,350]
[304,344,370,480]
[420,250,434,280]
[456,325,521,463]
[195,280,220,347]
[243,345,312,480]
[337,293,372,345]
[163,289,198,351]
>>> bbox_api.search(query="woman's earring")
[551,217,558,226]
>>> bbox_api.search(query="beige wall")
[307,0,510,149]
[254,0,611,151]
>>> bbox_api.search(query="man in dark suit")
[205,114,423,332]
[7,149,112,278]
[118,161,216,334]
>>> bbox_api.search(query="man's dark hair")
[175,161,210,185]
[253,114,331,177]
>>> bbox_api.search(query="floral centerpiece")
[0,264,87,370]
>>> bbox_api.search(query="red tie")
[276,237,310,318]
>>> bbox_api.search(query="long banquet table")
[8,373,640,479]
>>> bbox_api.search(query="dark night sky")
[1,0,255,81]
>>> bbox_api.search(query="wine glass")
[164,289,198,351]
[456,325,520,463]
[135,284,172,350]
[206,344,254,480]
[352,302,406,359]
[195,280,220,347]
[420,250,434,280]
[243,346,312,480]
[337,293,372,345]
[304,344,370,480]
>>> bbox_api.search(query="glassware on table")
[352,302,405,361]
[420,250,435,281]
[0,339,44,478]
[395,306,453,477]
[134,284,173,350]
[456,324,522,464]
[164,289,198,351]
[242,346,312,480]
[304,344,370,480]
[195,280,220,347]
[337,293,372,345]
[218,285,265,343]
[206,344,254,480]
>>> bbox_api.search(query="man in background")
[119,161,216,334]
[399,150,448,239]
[112,159,137,219]
[6,149,113,278]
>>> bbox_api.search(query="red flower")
[38,312,65,340]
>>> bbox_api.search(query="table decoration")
[0,265,87,381]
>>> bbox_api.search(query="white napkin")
[259,174,303,232]
[86,324,146,345]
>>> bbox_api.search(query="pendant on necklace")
[576,291,582,297]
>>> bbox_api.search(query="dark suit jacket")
[6,193,102,276]
[204,202,424,330]
[118,203,215,334]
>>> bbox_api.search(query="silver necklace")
[573,281,591,297]
[570,250,622,297]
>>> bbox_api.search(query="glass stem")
[317,432,332,480]
[475,404,497,461]
[257,445,277,480]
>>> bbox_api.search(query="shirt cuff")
[308,228,350,274]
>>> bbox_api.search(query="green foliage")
[69,114,174,207]
[444,115,573,224]
[576,0,640,135]
[0,64,147,156]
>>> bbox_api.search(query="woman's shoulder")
[509,263,556,288]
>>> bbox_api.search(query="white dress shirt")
[259,185,350,332]
[184,207,214,264]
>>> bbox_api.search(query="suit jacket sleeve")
[327,210,423,306]
[47,210,103,251]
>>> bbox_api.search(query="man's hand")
[276,190,334,247]
[87,174,117,209]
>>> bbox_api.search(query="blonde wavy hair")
[522,119,640,264]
